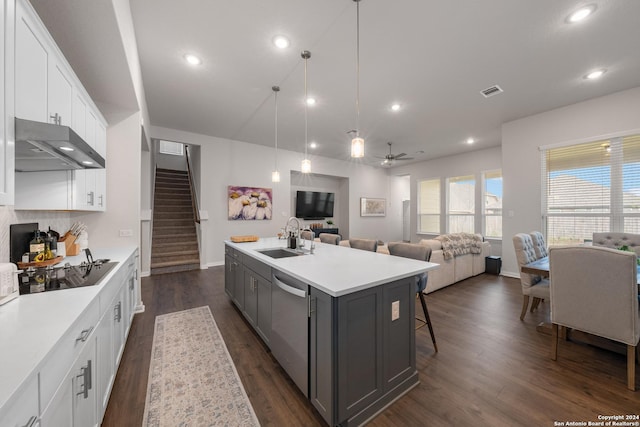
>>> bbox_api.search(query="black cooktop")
[18,261,117,294]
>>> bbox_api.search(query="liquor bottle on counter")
[29,230,45,261]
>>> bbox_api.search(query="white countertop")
[226,237,439,297]
[0,246,137,412]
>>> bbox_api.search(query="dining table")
[520,255,640,354]
[522,255,640,284]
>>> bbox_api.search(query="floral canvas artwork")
[228,186,273,220]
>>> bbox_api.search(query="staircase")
[151,168,200,275]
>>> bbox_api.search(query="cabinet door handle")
[76,359,92,399]
[98,194,103,206]
[50,113,61,125]
[22,415,39,427]
[114,301,122,322]
[75,326,94,343]
[308,296,316,317]
[87,192,92,205]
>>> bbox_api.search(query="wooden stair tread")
[151,259,200,268]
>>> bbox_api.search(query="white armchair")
[549,245,640,391]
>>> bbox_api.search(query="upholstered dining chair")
[388,242,437,352]
[549,245,640,391]
[300,229,315,241]
[318,233,340,245]
[529,231,548,259]
[348,238,378,252]
[512,233,550,320]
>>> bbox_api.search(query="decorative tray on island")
[17,255,64,269]
[230,235,259,243]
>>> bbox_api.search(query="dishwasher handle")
[273,275,307,298]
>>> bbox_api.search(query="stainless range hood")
[15,118,106,172]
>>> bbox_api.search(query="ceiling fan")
[376,142,414,166]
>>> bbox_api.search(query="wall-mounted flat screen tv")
[295,190,335,219]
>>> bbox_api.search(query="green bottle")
[29,230,45,261]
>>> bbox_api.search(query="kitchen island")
[225,237,439,426]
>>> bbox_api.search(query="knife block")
[60,235,80,256]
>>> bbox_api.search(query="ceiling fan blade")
[395,157,414,160]
[393,153,408,159]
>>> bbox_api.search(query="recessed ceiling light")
[273,35,290,49]
[184,54,202,66]
[585,69,606,80]
[59,146,74,152]
[467,138,475,144]
[391,103,401,111]
[306,97,316,106]
[309,142,317,149]
[567,5,596,23]
[82,161,94,165]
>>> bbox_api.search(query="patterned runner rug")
[143,306,260,426]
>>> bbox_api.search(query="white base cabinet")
[2,375,39,427]
[0,248,138,427]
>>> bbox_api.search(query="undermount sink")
[257,248,303,259]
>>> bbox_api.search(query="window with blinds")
[159,140,185,156]
[418,178,440,233]
[447,175,475,233]
[542,134,640,245]
[483,170,502,238]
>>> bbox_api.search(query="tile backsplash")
[0,206,71,262]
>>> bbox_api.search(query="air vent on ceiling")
[480,85,503,98]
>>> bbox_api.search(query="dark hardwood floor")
[102,268,640,426]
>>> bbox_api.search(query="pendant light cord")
[274,87,278,170]
[304,52,309,159]
[355,0,360,136]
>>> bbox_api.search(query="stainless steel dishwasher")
[271,271,309,397]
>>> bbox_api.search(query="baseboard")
[207,261,224,268]
[141,270,150,278]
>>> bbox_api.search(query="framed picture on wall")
[228,185,273,220]
[360,197,386,217]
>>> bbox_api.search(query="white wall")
[387,175,410,242]
[111,0,150,150]
[149,125,399,265]
[156,150,187,171]
[502,86,640,276]
[72,112,141,250]
[391,146,502,248]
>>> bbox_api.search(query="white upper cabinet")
[0,0,14,205]
[48,59,73,126]
[72,89,87,139]
[15,0,48,123]
[13,0,108,211]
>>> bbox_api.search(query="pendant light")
[351,0,364,158]
[301,50,312,173]
[271,86,281,182]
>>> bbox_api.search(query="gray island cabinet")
[224,238,438,426]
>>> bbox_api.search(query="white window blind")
[159,140,184,156]
[542,134,640,245]
[447,175,475,233]
[483,170,502,238]
[418,178,440,233]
